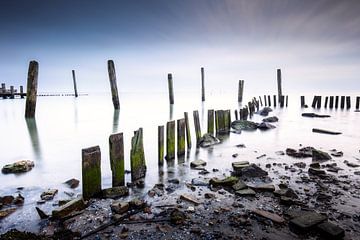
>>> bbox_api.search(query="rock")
[170,209,187,225]
[317,221,345,239]
[191,178,209,186]
[58,200,71,206]
[330,150,343,157]
[128,198,146,210]
[232,161,250,171]
[0,208,16,219]
[101,186,129,199]
[262,116,279,123]
[274,188,298,199]
[198,134,220,148]
[308,168,326,175]
[257,122,276,130]
[204,193,215,199]
[354,171,360,175]
[231,120,258,131]
[252,209,285,224]
[289,211,327,232]
[265,163,271,168]
[258,107,273,116]
[13,194,24,205]
[232,153,238,158]
[256,154,266,159]
[312,149,331,162]
[35,207,49,219]
[235,164,268,178]
[235,188,256,196]
[40,189,58,201]
[248,183,275,192]
[294,162,306,168]
[235,144,246,148]
[198,169,210,175]
[180,194,201,206]
[190,159,207,168]
[344,160,360,168]
[2,160,34,174]
[312,128,342,135]
[111,201,129,214]
[64,178,80,189]
[310,162,320,168]
[286,147,313,158]
[302,113,330,118]
[232,180,247,191]
[52,197,86,219]
[168,178,180,184]
[210,176,238,187]
[0,195,14,205]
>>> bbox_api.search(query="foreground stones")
[302,113,330,118]
[1,160,34,174]
[52,197,86,219]
[40,189,58,201]
[286,146,332,162]
[252,209,284,224]
[233,163,268,178]
[198,134,220,147]
[102,186,129,199]
[190,159,207,168]
[289,211,327,232]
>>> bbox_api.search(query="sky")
[0,0,360,94]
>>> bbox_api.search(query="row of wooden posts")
[0,83,25,99]
[300,96,360,110]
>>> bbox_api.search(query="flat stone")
[248,183,275,192]
[290,211,327,232]
[312,149,331,162]
[40,189,58,201]
[191,178,209,186]
[231,120,258,131]
[180,194,201,205]
[235,188,256,196]
[35,207,48,219]
[308,168,326,175]
[232,180,247,191]
[111,201,129,214]
[274,188,298,199]
[253,209,285,224]
[302,113,330,118]
[286,147,313,158]
[235,164,268,178]
[198,133,221,148]
[262,116,279,123]
[344,160,360,168]
[210,176,238,187]
[232,161,250,171]
[257,122,276,130]
[102,186,129,199]
[0,195,14,205]
[52,197,86,219]
[64,178,80,189]
[317,222,345,239]
[190,159,207,168]
[2,160,34,174]
[258,107,273,116]
[0,208,16,219]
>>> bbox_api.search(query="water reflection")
[25,118,42,160]
[112,109,120,133]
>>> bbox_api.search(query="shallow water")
[0,91,359,233]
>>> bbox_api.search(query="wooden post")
[273,95,277,107]
[300,96,305,107]
[340,96,345,109]
[329,96,334,109]
[267,95,271,107]
[324,96,329,108]
[158,126,164,166]
[107,60,120,110]
[208,109,214,135]
[312,96,317,108]
[177,119,186,156]
[238,80,244,102]
[109,133,124,187]
[356,97,360,110]
[166,121,175,160]
[277,69,282,102]
[264,95,267,106]
[82,146,102,200]
[316,96,321,109]
[259,96,263,106]
[130,128,146,181]
[168,73,174,104]
[215,110,231,134]
[280,96,285,107]
[20,86,24,98]
[201,67,205,101]
[193,110,201,145]
[25,61,39,118]
[335,96,339,109]
[10,86,14,99]
[286,95,288,107]
[1,83,5,94]
[72,70,78,98]
[234,110,238,120]
[346,96,351,109]
[184,112,192,149]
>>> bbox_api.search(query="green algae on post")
[166,121,175,160]
[130,128,146,181]
[109,133,125,187]
[158,125,164,166]
[82,146,102,200]
[177,118,186,156]
[184,112,192,149]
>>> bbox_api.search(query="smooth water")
[0,91,360,232]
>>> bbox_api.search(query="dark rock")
[198,134,220,147]
[312,149,331,162]
[258,107,273,116]
[310,162,320,168]
[190,159,207,168]
[308,168,326,175]
[198,169,210,175]
[235,164,268,178]
[0,208,16,219]
[191,178,209,186]
[317,222,345,239]
[257,122,276,130]
[204,193,215,199]
[235,188,256,196]
[170,209,187,225]
[13,194,24,205]
[232,180,247,191]
[111,201,129,214]
[35,207,49,219]
[2,160,34,174]
[232,153,238,158]
[64,178,80,189]
[289,211,327,232]
[0,195,14,205]
[52,197,86,219]
[274,188,298,199]
[231,120,258,131]
[168,178,180,184]
[286,147,313,158]
[302,113,330,118]
[102,186,129,199]
[330,150,343,157]
[235,144,246,148]
[248,183,275,192]
[232,161,250,171]
[294,162,306,168]
[262,116,279,123]
[344,160,360,168]
[129,198,146,210]
[40,189,58,201]
[312,128,342,135]
[210,176,238,187]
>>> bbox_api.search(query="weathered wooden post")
[335,96,339,109]
[273,95,277,107]
[267,95,271,107]
[193,110,201,146]
[259,96,263,106]
[82,146,102,200]
[109,133,124,187]
[234,110,238,120]
[329,96,334,109]
[10,86,14,99]
[72,70,78,98]
[1,83,5,94]
[168,73,174,105]
[340,96,345,109]
[107,60,120,110]
[166,121,175,160]
[277,69,282,103]
[158,125,164,166]
[207,109,214,135]
[286,95,288,107]
[300,96,305,107]
[177,119,186,156]
[346,96,351,109]
[20,86,24,98]
[279,96,285,107]
[264,95,267,106]
[25,61,39,118]
[215,110,231,134]
[238,80,244,102]
[311,96,317,108]
[356,97,360,110]
[130,128,146,181]
[184,112,192,149]
[201,67,205,101]
[324,97,329,108]
[316,96,321,109]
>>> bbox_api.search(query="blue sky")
[1,0,359,93]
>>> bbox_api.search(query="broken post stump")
[1,83,5,94]
[329,96,334,109]
[311,96,317,108]
[109,133,124,187]
[168,73,174,104]
[277,69,282,103]
[82,146,102,200]
[340,96,345,109]
[300,96,305,107]
[184,112,192,149]
[107,60,120,110]
[238,80,244,102]
[158,125,164,166]
[20,86,24,98]
[273,95,277,107]
[324,97,329,108]
[234,110,238,120]
[72,70,78,98]
[267,95,271,107]
[177,119,186,156]
[215,110,231,134]
[10,86,14,99]
[166,121,175,160]
[193,110,201,146]
[201,67,205,101]
[346,96,351,109]
[25,61,39,118]
[264,95,267,106]
[130,128,146,181]
[259,96,263,106]
[316,96,322,109]
[335,96,339,109]
[208,109,214,135]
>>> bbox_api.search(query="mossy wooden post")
[193,110,201,146]
[109,133,124,187]
[273,95,276,107]
[107,60,120,110]
[184,112,192,149]
[264,95,267,106]
[346,96,351,109]
[25,61,39,118]
[335,96,339,109]
[10,86,14,99]
[277,69,282,103]
[82,146,101,200]
[130,128,146,181]
[215,110,230,134]
[324,97,329,108]
[316,96,321,109]
[259,96,263,106]
[166,121,175,160]
[158,125,164,166]
[267,95,271,107]
[300,96,305,107]
[177,119,186,156]
[340,96,345,109]
[207,109,214,135]
[201,67,205,101]
[20,86,24,98]
[311,96,317,108]
[224,110,231,131]
[168,73,174,105]
[238,80,244,102]
[356,97,360,110]
[329,96,334,109]
[234,110,238,120]
[72,70,78,98]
